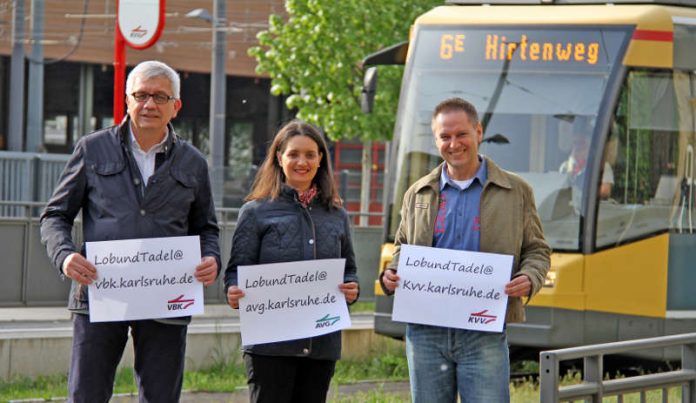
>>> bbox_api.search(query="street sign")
[117,0,165,49]
[113,0,166,123]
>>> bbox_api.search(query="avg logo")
[468,309,497,325]
[315,314,340,329]
[167,295,194,311]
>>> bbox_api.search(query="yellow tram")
[364,0,696,359]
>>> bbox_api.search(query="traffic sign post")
[113,0,166,123]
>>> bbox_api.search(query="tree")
[249,0,441,142]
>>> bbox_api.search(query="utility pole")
[209,0,227,207]
[8,0,25,151]
[27,0,45,152]
[359,141,373,226]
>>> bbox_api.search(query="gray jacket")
[40,119,221,319]
[225,186,359,360]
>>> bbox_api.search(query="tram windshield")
[388,26,631,251]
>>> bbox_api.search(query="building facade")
[0,0,293,206]
[0,0,383,217]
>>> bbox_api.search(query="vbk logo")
[167,294,194,311]
[468,309,497,325]
[315,314,340,328]
[130,25,148,39]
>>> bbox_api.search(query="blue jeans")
[405,324,510,403]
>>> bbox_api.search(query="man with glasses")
[40,60,220,402]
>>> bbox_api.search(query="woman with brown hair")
[224,119,359,403]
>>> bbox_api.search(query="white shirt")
[129,127,168,187]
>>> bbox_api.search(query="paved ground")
[126,382,409,402]
[14,381,410,402]
[2,306,396,402]
[0,305,375,337]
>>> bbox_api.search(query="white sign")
[238,259,351,346]
[392,244,513,332]
[86,236,203,322]
[118,0,162,48]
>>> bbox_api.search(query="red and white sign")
[237,259,351,346]
[86,235,204,322]
[392,245,513,333]
[117,0,165,49]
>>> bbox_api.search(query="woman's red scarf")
[297,184,318,208]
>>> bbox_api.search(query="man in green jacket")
[380,97,550,402]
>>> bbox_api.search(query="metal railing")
[1,152,386,223]
[215,206,241,224]
[0,151,71,217]
[540,333,696,402]
[0,200,47,217]
[2,200,385,222]
[0,200,384,306]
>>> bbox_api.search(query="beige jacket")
[384,158,551,323]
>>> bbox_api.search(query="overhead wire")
[24,0,90,65]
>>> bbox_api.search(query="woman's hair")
[246,119,341,208]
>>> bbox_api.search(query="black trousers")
[68,314,187,403]
[244,352,337,403]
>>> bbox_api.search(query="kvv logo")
[468,309,497,325]
[315,313,340,328]
[130,25,148,39]
[167,294,194,311]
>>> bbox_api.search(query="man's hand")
[227,286,245,309]
[194,256,218,287]
[62,253,97,285]
[339,282,359,304]
[382,269,400,292]
[505,274,531,298]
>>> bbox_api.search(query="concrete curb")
[0,306,378,379]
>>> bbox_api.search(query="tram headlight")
[543,270,556,288]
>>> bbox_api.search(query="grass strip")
[0,335,405,401]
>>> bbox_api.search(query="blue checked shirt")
[433,157,488,252]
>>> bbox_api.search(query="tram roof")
[446,0,696,5]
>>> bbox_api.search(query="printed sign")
[86,236,203,322]
[117,0,164,49]
[238,259,351,346]
[392,244,513,332]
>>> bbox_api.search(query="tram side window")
[596,70,695,248]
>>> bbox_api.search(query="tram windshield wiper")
[481,42,518,132]
[553,113,576,123]
[482,133,510,144]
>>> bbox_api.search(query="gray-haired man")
[41,60,220,402]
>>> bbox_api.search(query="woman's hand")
[339,281,359,304]
[227,286,245,309]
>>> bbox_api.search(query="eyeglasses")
[130,92,175,105]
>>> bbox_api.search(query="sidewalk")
[12,381,411,403]
[1,306,400,402]
[0,305,375,380]
[0,304,237,323]
[0,304,240,340]
[0,304,373,336]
